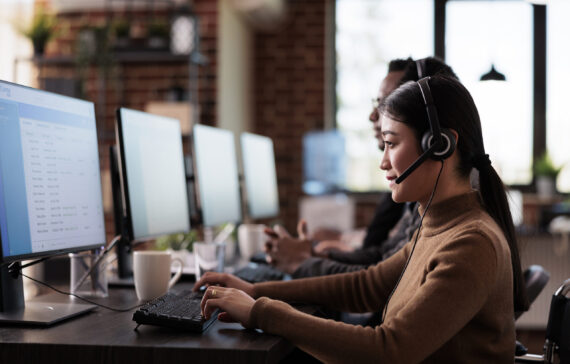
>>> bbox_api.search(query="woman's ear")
[449,128,459,145]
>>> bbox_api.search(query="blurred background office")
[1,0,569,352]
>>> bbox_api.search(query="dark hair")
[380,75,529,313]
[400,56,459,84]
[387,57,414,73]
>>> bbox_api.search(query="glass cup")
[237,224,266,260]
[69,247,108,298]
[193,241,225,280]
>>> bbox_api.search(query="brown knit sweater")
[250,191,515,363]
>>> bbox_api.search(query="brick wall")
[252,0,327,232]
[43,2,217,133]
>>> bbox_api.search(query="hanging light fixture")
[479,1,507,83]
[170,5,197,56]
[480,64,506,81]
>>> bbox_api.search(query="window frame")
[435,0,546,192]
[331,0,548,193]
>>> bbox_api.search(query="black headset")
[395,70,456,184]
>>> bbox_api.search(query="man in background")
[264,57,458,278]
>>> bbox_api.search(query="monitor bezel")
[0,80,105,264]
[0,243,104,265]
[115,107,191,243]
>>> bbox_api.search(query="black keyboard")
[133,290,217,332]
[234,263,286,283]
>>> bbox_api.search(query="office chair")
[515,278,570,363]
[517,265,551,320]
[516,265,551,356]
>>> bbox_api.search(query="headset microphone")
[395,76,455,184]
[395,141,442,184]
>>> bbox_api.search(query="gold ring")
[211,289,217,297]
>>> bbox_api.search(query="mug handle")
[168,257,184,289]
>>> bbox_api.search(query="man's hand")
[313,240,354,256]
[311,228,342,242]
[263,220,312,274]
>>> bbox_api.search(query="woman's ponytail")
[475,159,529,312]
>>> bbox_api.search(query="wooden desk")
[0,282,299,364]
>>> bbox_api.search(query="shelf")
[18,51,189,66]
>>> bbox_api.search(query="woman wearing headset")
[194,75,528,363]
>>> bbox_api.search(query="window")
[335,0,433,192]
[547,0,570,192]
[446,1,533,186]
[0,1,34,85]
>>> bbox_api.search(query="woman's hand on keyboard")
[193,272,254,297]
[200,285,255,328]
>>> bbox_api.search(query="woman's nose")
[369,107,379,122]
[380,151,390,171]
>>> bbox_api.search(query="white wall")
[0,1,34,85]
[217,0,253,139]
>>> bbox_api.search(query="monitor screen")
[302,129,346,195]
[240,132,279,219]
[193,124,242,227]
[116,108,190,241]
[0,80,105,263]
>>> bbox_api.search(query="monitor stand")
[107,237,135,287]
[0,301,96,326]
[107,275,134,287]
[0,263,96,326]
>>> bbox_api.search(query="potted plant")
[147,19,170,49]
[534,152,563,197]
[111,19,130,49]
[155,230,198,252]
[155,230,198,270]
[21,9,56,56]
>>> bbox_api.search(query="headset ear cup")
[438,128,456,159]
[421,131,433,154]
[421,128,456,160]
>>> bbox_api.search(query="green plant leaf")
[534,152,563,178]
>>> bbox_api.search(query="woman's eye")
[384,141,393,148]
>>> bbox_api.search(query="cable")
[10,234,143,313]
[19,271,144,313]
[10,256,52,272]
[381,160,445,324]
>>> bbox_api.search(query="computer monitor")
[113,108,191,280]
[0,80,105,325]
[302,129,346,195]
[240,132,279,219]
[192,124,242,228]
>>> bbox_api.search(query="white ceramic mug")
[133,251,183,301]
[237,224,267,260]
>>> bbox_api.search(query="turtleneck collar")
[417,191,484,236]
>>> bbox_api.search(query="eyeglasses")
[371,97,381,110]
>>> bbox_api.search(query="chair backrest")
[516,278,570,363]
[545,278,570,364]
[516,265,550,320]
